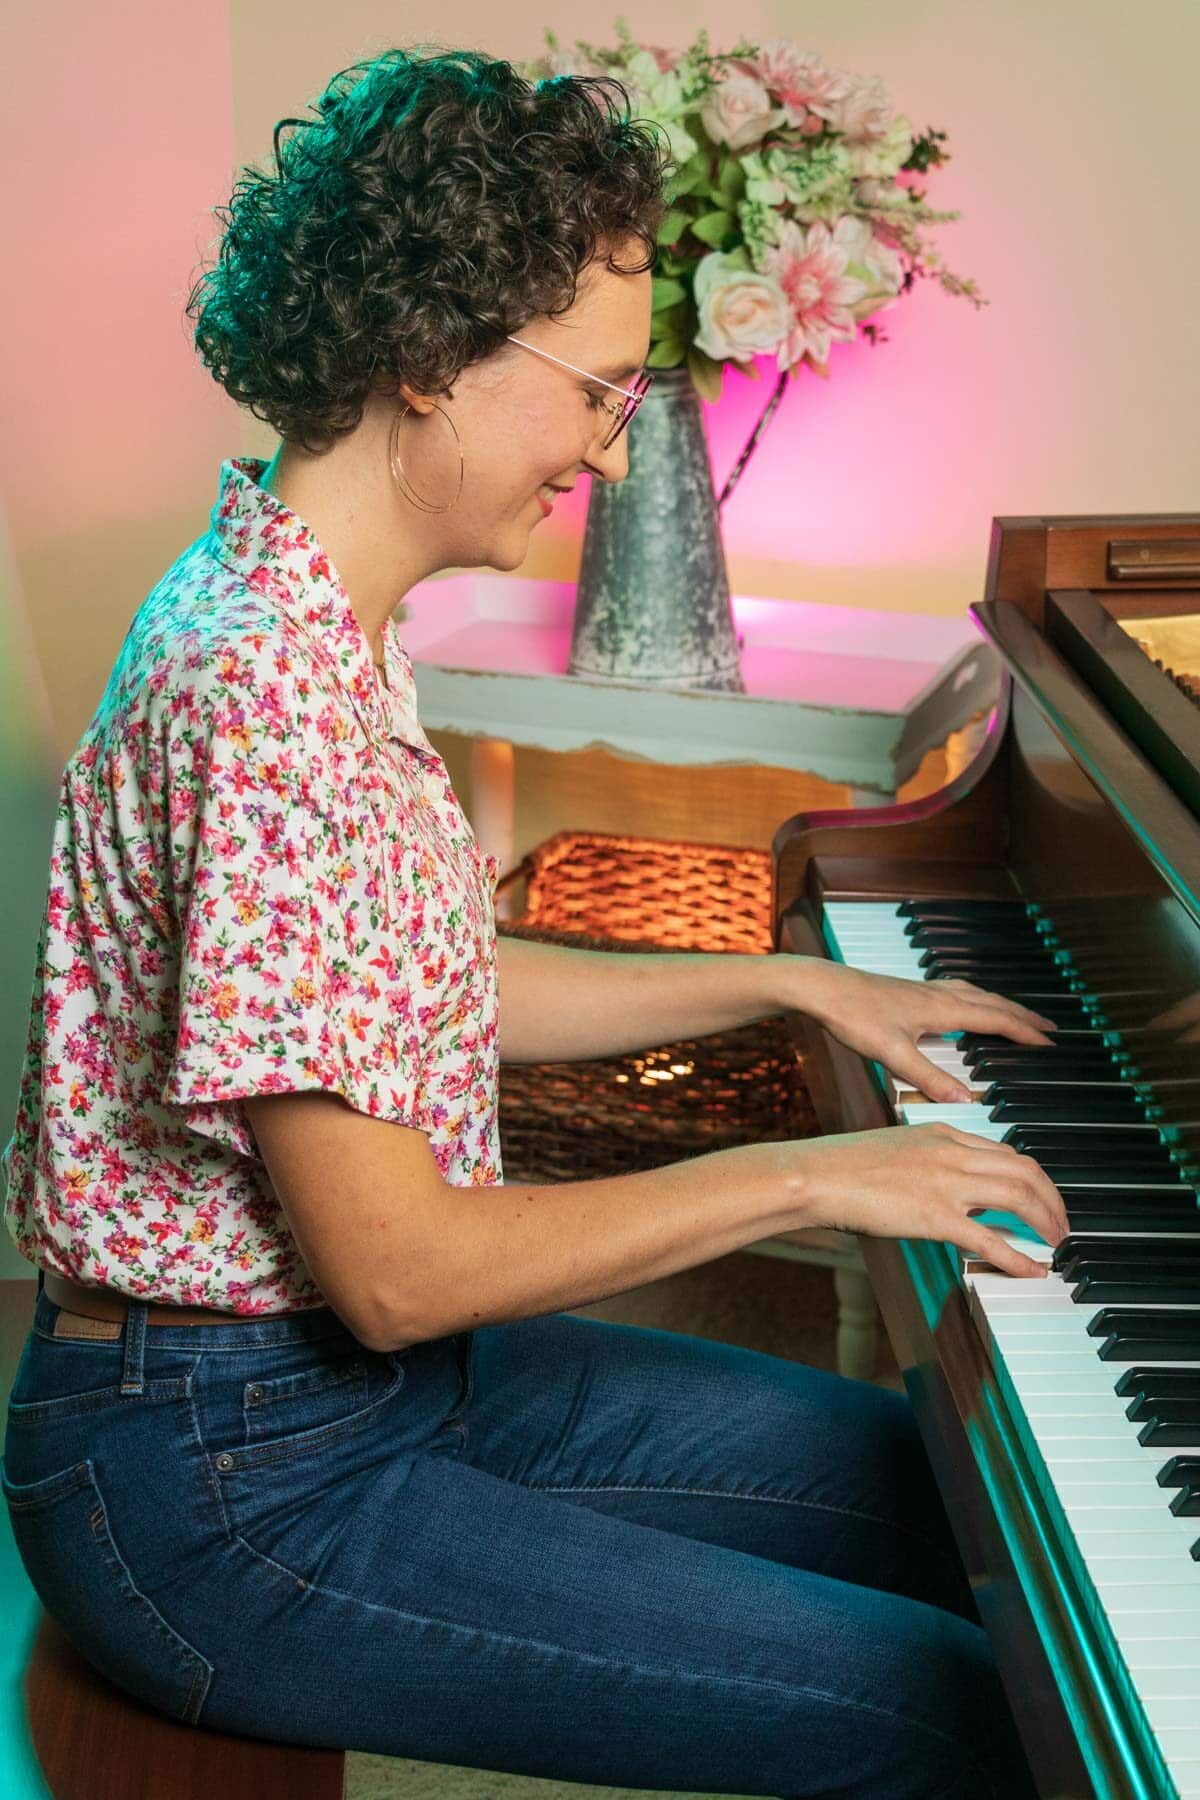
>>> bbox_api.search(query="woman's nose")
[586,431,631,484]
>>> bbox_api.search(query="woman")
[2,49,1065,1797]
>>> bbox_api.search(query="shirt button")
[215,1452,235,1472]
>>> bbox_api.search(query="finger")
[933,1127,1069,1223]
[954,1146,1069,1244]
[964,1165,1068,1248]
[956,1218,1049,1279]
[951,1002,1055,1044]
[885,1047,973,1104]
[938,979,1057,1032]
[935,986,1057,1044]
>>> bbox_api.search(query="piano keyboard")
[823,897,1200,1799]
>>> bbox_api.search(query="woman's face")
[412,244,653,571]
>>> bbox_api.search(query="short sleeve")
[158,636,425,1136]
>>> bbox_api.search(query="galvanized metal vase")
[568,367,744,692]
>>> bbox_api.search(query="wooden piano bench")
[495,833,880,1382]
[0,1279,346,1800]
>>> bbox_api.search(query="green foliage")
[902,128,950,173]
[651,276,687,310]
[647,336,686,368]
[690,210,735,249]
[649,299,689,342]
[656,207,692,248]
[686,346,725,401]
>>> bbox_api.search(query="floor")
[344,1247,902,1799]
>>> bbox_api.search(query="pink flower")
[700,71,780,151]
[762,221,866,370]
[828,73,894,144]
[753,44,850,130]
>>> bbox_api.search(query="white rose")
[693,254,793,364]
[700,72,782,151]
[845,114,914,180]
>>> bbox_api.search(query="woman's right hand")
[791,1123,1070,1279]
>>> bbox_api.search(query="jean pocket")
[210,1350,406,1473]
[1,1458,213,1725]
[242,1348,369,1445]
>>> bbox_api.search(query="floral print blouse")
[2,456,502,1314]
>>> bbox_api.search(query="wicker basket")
[496,831,819,1185]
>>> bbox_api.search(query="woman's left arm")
[495,938,1055,1099]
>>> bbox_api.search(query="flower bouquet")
[521,22,984,690]
[527,21,983,498]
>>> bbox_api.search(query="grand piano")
[772,517,1200,1800]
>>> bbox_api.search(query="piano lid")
[980,511,1200,846]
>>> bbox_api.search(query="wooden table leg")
[466,738,519,919]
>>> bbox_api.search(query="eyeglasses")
[505,335,653,450]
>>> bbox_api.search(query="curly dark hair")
[186,48,670,453]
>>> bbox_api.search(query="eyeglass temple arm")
[505,335,642,402]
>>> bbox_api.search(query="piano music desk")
[398,574,1001,902]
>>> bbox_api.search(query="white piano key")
[828,897,1200,1789]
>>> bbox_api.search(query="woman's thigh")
[458,1311,978,1619]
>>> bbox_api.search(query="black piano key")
[1066,1209,1200,1232]
[1055,1171,1191,1191]
[928,974,1078,998]
[1056,1236,1200,1270]
[1114,1367,1200,1399]
[1016,1133,1176,1159]
[1125,1395,1200,1424]
[1075,1253,1200,1278]
[1158,1455,1200,1488]
[1064,1185,1200,1210]
[897,900,1033,921]
[1004,1130,1167,1154]
[1097,1331,1200,1361]
[1090,1306,1200,1340]
[1137,1414,1200,1447]
[977,1068,1133,1091]
[921,943,1072,972]
[960,1029,1112,1052]
[965,1040,1124,1063]
[994,1108,1156,1130]
[1066,1256,1200,1289]
[1074,1269,1200,1305]
[1168,1486,1200,1516]
[982,1083,1143,1111]
[907,926,1051,951]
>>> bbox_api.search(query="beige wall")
[3,0,1198,808]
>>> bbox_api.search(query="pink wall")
[2,0,240,757]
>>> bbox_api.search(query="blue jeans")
[2,1279,1035,1798]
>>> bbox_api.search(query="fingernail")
[951,1083,972,1102]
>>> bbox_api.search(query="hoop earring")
[389,401,464,515]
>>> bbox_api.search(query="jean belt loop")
[36,1268,45,1295]
[120,1299,150,1396]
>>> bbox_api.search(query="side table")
[398,573,999,893]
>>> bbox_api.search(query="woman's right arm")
[245,1095,1068,1351]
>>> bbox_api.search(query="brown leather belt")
[43,1270,328,1328]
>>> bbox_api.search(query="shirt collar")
[209,455,430,752]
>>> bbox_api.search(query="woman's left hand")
[798,964,1056,1103]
